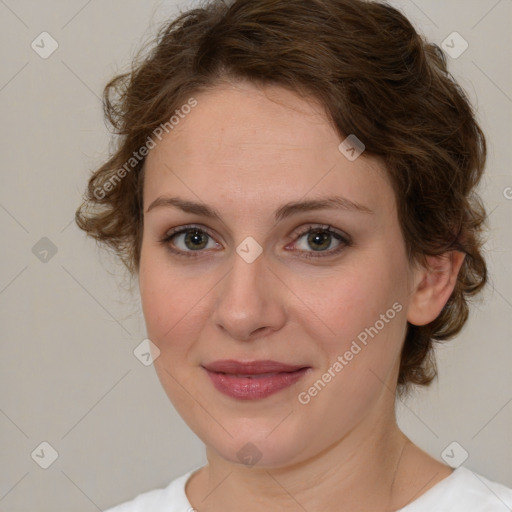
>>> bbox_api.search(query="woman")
[75,0,512,510]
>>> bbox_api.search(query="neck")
[185,403,445,512]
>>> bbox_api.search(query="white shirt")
[104,465,512,511]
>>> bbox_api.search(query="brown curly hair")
[75,0,488,395]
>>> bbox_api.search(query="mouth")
[202,360,312,400]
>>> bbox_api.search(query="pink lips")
[202,359,311,400]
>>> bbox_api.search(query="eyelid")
[289,224,350,244]
[164,223,215,239]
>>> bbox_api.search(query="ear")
[407,251,466,326]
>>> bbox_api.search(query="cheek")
[138,256,203,403]
[138,246,217,362]
[139,248,186,345]
[299,249,409,376]
[293,264,408,426]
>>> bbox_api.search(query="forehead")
[143,82,394,218]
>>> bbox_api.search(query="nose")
[211,249,287,342]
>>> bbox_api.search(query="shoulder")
[103,467,200,512]
[400,466,512,512]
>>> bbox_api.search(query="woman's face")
[139,82,418,467]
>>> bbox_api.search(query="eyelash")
[159,224,352,260]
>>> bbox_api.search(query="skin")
[138,81,464,512]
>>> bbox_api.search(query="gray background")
[0,0,510,510]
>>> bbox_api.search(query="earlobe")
[406,251,466,326]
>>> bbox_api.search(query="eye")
[288,225,351,259]
[160,223,351,259]
[160,225,220,257]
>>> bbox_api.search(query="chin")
[201,418,314,469]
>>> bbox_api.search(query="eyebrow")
[146,195,373,221]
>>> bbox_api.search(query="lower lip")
[204,367,311,400]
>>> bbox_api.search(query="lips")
[202,360,312,400]
[202,359,307,375]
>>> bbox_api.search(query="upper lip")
[203,360,308,374]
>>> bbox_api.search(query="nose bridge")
[221,248,268,314]
[212,246,286,340]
